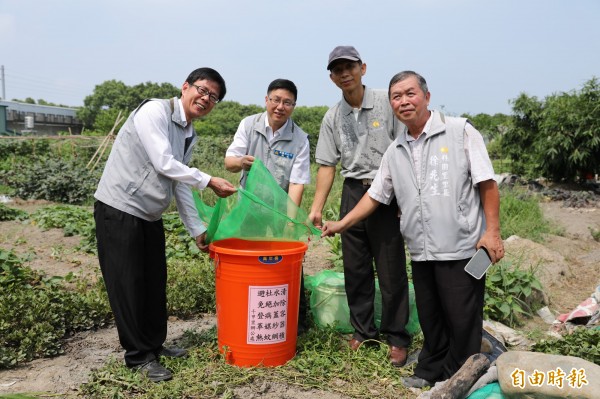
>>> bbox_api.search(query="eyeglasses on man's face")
[268,97,296,109]
[192,84,220,104]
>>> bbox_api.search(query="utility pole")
[0,65,5,100]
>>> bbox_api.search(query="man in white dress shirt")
[94,67,236,382]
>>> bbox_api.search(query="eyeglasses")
[191,84,220,104]
[268,97,296,109]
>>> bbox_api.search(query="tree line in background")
[10,77,600,184]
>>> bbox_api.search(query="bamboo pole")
[88,111,123,170]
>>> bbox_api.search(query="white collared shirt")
[226,116,311,184]
[133,98,211,189]
[405,114,493,187]
[370,113,494,202]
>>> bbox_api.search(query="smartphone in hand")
[464,247,492,279]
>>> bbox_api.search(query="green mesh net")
[193,159,321,243]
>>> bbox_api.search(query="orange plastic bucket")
[209,238,307,367]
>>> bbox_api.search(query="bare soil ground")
[1,196,599,398]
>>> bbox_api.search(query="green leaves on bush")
[163,213,203,260]
[325,234,343,272]
[31,205,94,236]
[0,203,28,221]
[484,259,544,327]
[0,204,223,370]
[532,327,600,364]
[504,77,600,182]
[167,257,216,318]
[30,204,97,254]
[0,249,111,369]
[0,139,51,159]
[0,157,99,205]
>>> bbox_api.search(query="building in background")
[0,100,83,136]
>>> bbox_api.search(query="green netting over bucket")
[193,159,321,243]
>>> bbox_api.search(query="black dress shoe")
[158,346,188,358]
[137,360,172,382]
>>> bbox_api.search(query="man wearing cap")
[309,46,411,366]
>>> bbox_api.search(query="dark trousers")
[411,259,486,381]
[94,201,167,367]
[340,179,410,348]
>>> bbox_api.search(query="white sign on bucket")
[247,284,289,344]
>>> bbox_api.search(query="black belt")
[346,178,373,186]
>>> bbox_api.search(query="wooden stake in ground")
[429,353,490,399]
[86,111,123,170]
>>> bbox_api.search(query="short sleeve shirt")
[369,113,495,204]
[226,114,311,185]
[315,87,400,180]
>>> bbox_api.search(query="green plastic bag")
[305,270,353,333]
[305,270,421,335]
[193,159,320,243]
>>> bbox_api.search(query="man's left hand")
[477,230,504,263]
[208,177,237,198]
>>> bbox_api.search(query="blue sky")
[1,0,598,116]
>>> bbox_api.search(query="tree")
[194,101,264,136]
[291,106,328,161]
[462,113,511,142]
[10,98,68,107]
[462,112,512,162]
[77,80,179,130]
[503,77,600,182]
[93,108,126,133]
[536,78,600,181]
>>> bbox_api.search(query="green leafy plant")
[484,258,544,327]
[0,139,51,159]
[167,257,216,318]
[532,327,600,364]
[321,203,344,271]
[0,203,29,221]
[325,234,343,272]
[31,205,94,237]
[162,213,203,260]
[504,78,600,182]
[0,249,111,369]
[26,204,98,254]
[0,157,100,205]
